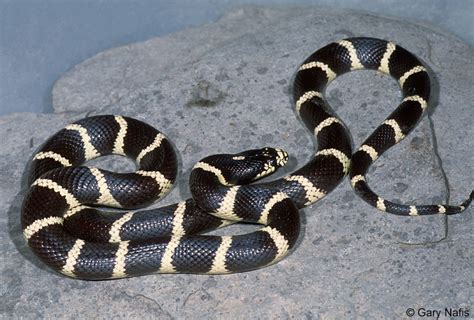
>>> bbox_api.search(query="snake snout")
[260,147,289,168]
[274,148,289,167]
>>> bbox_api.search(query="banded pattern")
[22,116,300,279]
[339,38,472,215]
[285,37,472,215]
[21,37,473,280]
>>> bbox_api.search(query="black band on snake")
[21,37,473,280]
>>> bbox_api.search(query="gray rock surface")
[2,6,473,319]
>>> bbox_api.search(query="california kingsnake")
[21,37,473,280]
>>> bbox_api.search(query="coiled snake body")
[22,37,473,279]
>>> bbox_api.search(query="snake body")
[21,37,473,279]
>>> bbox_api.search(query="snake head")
[196,147,289,186]
[231,147,289,182]
[234,147,288,167]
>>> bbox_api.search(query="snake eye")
[261,147,272,156]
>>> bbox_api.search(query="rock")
[2,6,473,319]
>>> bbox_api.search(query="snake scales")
[22,37,473,279]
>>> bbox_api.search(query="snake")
[21,37,473,280]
